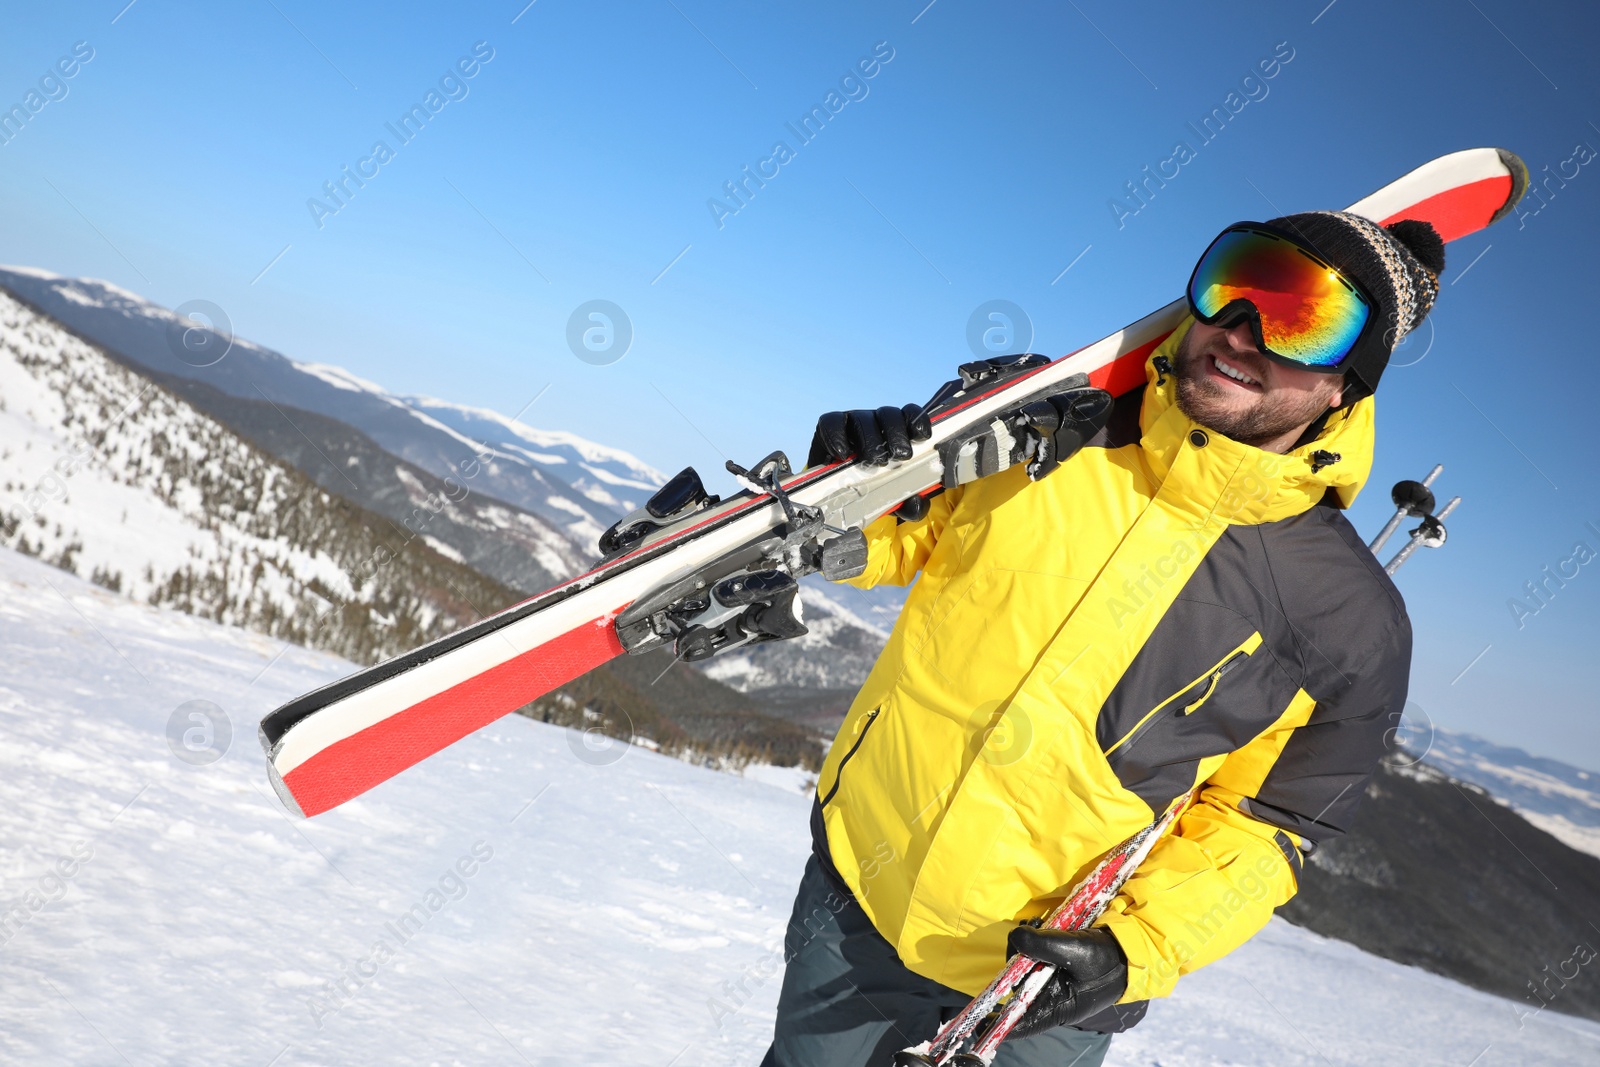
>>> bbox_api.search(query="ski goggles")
[1186,222,1374,371]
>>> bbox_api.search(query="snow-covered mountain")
[0,266,658,551]
[702,577,895,693]
[144,365,590,595]
[397,391,665,524]
[1420,727,1600,859]
[0,267,898,699]
[0,284,839,767]
[3,545,1599,1065]
[1283,749,1600,1024]
[0,287,533,666]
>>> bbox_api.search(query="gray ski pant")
[760,855,1112,1067]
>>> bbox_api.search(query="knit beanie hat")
[1262,211,1446,404]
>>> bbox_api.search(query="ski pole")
[1384,495,1460,575]
[895,790,1194,1067]
[1368,464,1442,555]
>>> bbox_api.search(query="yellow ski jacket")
[813,318,1412,1022]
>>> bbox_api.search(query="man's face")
[1173,319,1345,452]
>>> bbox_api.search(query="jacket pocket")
[820,708,881,807]
[1103,632,1263,757]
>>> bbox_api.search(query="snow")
[55,285,104,308]
[1516,811,1600,861]
[0,546,807,1064]
[0,291,371,622]
[420,535,465,564]
[576,461,662,491]
[1420,728,1600,860]
[798,579,893,640]
[401,393,669,487]
[701,577,897,691]
[294,361,391,396]
[398,393,668,518]
[1107,918,1600,1066]
[0,264,64,280]
[4,546,1599,1065]
[0,264,662,555]
[0,266,146,307]
[738,763,817,796]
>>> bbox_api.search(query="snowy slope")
[0,289,380,630]
[2,547,1598,1066]
[0,283,587,590]
[0,546,810,1065]
[1422,728,1600,860]
[0,267,646,550]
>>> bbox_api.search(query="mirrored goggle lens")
[1189,228,1370,368]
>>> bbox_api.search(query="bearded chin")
[1172,339,1335,448]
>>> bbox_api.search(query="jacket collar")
[1138,317,1375,525]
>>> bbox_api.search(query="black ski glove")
[1005,925,1129,1040]
[807,404,932,469]
[1012,389,1112,481]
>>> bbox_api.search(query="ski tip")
[1359,147,1533,244]
[1490,148,1530,225]
[265,758,308,819]
[256,717,276,759]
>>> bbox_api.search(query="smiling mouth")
[1208,353,1263,391]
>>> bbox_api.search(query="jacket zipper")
[1104,632,1263,757]
[820,708,881,807]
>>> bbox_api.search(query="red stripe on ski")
[1379,174,1513,243]
[281,615,626,817]
[1089,334,1170,397]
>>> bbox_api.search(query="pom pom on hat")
[1386,218,1446,276]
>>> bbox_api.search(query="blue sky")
[1,0,1596,768]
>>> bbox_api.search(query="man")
[761,211,1446,1066]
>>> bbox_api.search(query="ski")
[260,147,1528,819]
[895,792,1195,1067]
